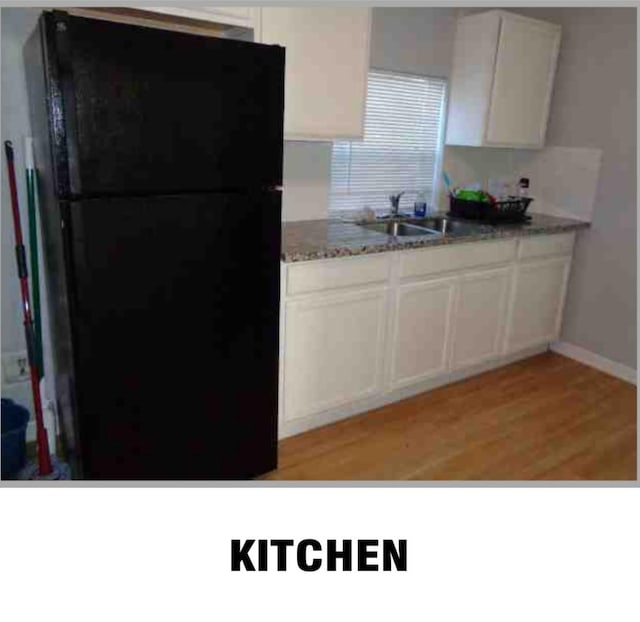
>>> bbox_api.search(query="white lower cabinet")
[390,277,456,389]
[280,232,576,437]
[282,287,388,422]
[505,256,570,353]
[450,266,512,370]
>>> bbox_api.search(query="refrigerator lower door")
[63,192,281,479]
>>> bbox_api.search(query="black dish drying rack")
[449,195,533,224]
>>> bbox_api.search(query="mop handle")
[4,141,52,475]
[5,142,26,246]
[25,136,44,378]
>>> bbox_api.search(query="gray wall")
[511,8,637,370]
[370,7,457,77]
[2,7,636,401]
[1,8,39,354]
[1,8,53,416]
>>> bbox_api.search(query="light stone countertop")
[281,212,590,263]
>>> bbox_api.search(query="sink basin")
[359,221,439,237]
[410,216,478,235]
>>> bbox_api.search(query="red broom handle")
[4,140,52,476]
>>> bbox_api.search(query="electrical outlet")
[2,351,30,383]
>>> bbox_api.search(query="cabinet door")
[505,256,570,353]
[259,8,371,140]
[146,7,257,29]
[485,14,561,147]
[283,288,387,421]
[445,11,502,147]
[390,277,456,390]
[450,267,511,370]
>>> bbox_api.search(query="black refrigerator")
[24,11,285,479]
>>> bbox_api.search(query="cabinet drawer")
[399,239,516,280]
[286,254,391,296]
[518,233,575,260]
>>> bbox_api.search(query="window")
[329,70,447,213]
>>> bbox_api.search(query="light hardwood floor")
[265,352,637,481]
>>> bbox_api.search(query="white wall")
[442,145,603,222]
[282,141,332,222]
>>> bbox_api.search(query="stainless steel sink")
[409,216,478,235]
[359,221,439,237]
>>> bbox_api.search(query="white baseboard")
[550,341,637,385]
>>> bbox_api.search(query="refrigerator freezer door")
[64,193,281,479]
[44,12,284,197]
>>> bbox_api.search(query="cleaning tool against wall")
[24,137,44,379]
[442,171,454,196]
[24,138,58,455]
[4,140,53,477]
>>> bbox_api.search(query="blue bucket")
[1,398,30,479]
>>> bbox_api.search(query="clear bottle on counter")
[518,177,530,198]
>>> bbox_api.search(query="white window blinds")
[329,70,447,213]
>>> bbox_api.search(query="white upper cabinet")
[257,8,371,141]
[145,7,258,29]
[446,11,561,148]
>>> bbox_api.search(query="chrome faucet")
[388,191,405,218]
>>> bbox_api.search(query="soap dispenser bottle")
[414,190,428,217]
